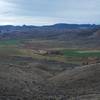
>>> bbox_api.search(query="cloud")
[0,16,64,25]
[0,0,100,25]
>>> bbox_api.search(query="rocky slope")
[0,60,100,99]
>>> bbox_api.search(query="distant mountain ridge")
[42,23,100,29]
[0,23,100,43]
[0,23,100,29]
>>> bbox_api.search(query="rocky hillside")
[0,57,100,100]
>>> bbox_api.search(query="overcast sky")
[0,0,100,25]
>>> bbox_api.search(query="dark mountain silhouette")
[0,24,100,49]
[0,23,100,40]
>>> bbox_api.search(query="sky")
[0,0,100,25]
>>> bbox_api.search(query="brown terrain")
[0,24,100,100]
[0,57,100,100]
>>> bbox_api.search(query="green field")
[0,39,21,45]
[63,49,100,57]
[0,39,100,65]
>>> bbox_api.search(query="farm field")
[0,39,100,66]
[63,49,100,57]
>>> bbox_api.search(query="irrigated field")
[63,49,100,57]
[0,39,100,65]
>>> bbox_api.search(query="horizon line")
[0,23,99,27]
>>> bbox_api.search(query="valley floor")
[0,39,100,100]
